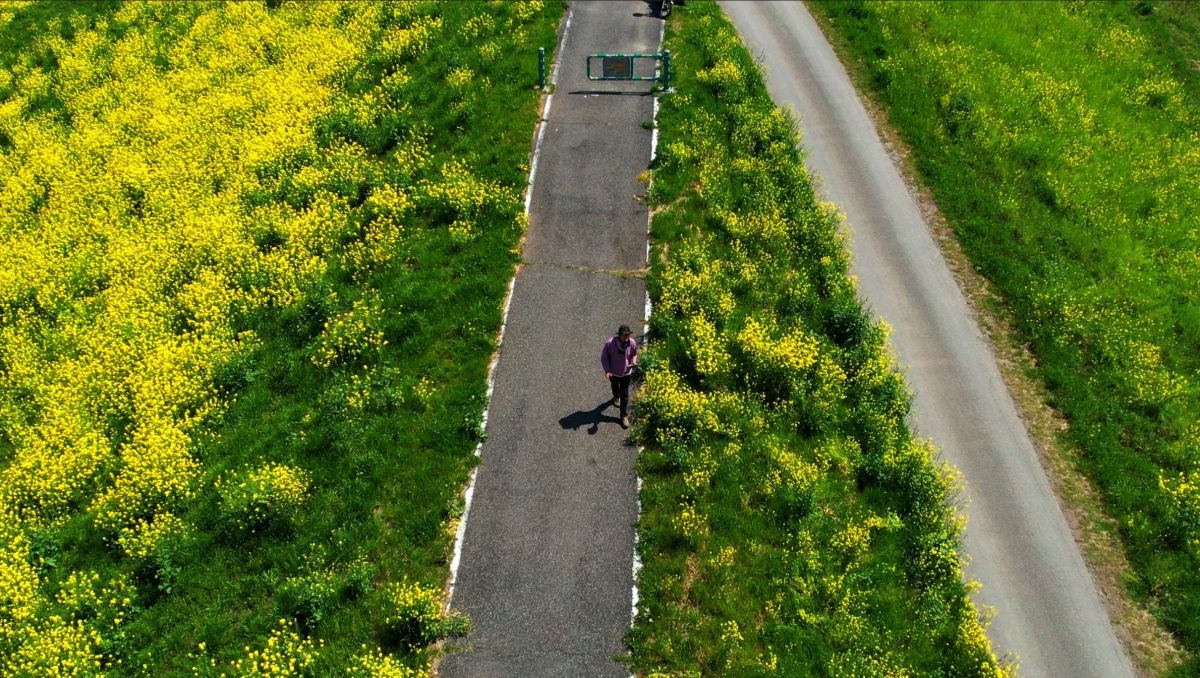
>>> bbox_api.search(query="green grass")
[0,1,123,72]
[0,0,561,673]
[809,1,1200,673]
[126,4,562,672]
[629,3,1007,675]
[1140,2,1200,97]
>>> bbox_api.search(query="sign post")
[538,47,546,90]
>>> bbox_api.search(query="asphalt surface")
[440,3,659,676]
[719,3,1134,677]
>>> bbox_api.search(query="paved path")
[441,3,659,676]
[719,3,1133,677]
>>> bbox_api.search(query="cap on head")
[618,324,632,337]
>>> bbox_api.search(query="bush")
[117,512,193,593]
[381,580,468,650]
[216,462,311,532]
[279,556,376,630]
[280,570,338,631]
[346,646,426,678]
[190,619,321,677]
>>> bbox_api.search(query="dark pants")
[609,373,631,418]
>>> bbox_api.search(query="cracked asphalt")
[440,3,660,676]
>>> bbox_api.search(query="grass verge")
[628,2,1009,675]
[808,2,1200,673]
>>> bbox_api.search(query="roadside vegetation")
[0,0,558,674]
[629,2,1008,675]
[809,2,1200,673]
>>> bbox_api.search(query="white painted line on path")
[524,6,573,215]
[629,11,667,659]
[630,475,643,623]
[447,5,575,608]
[650,99,659,162]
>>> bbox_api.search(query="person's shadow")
[559,401,622,435]
[633,1,662,18]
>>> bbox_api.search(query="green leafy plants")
[630,2,1009,675]
[381,580,470,650]
[216,463,311,533]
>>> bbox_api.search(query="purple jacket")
[600,335,638,377]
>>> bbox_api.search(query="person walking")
[600,325,638,429]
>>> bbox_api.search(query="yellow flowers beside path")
[0,0,554,672]
[630,3,1010,674]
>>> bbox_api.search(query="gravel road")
[718,3,1134,677]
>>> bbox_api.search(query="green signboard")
[601,56,634,79]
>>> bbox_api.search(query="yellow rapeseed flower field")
[0,0,553,672]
